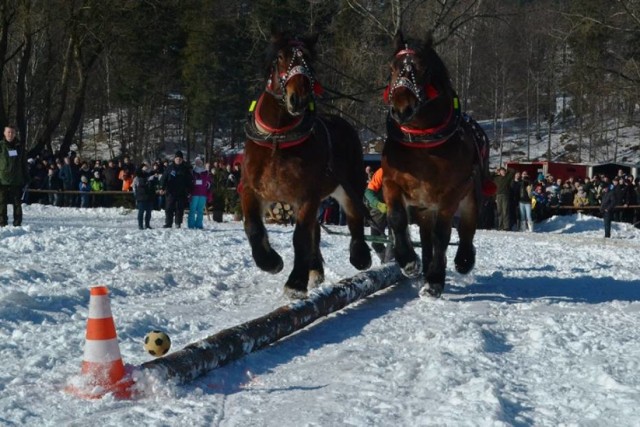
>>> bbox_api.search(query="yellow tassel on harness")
[249,100,257,112]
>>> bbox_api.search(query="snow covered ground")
[1,204,639,426]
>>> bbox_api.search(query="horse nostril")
[289,93,299,108]
[401,107,413,122]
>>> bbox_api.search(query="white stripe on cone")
[83,338,123,363]
[88,295,113,319]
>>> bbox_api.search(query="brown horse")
[241,31,372,299]
[382,32,492,298]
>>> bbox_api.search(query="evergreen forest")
[1,0,638,163]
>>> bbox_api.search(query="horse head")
[266,31,320,116]
[386,31,451,125]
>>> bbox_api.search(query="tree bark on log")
[140,264,404,384]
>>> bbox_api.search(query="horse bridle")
[385,47,439,109]
[266,43,317,102]
[385,46,461,148]
[246,42,320,149]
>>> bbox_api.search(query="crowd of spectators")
[23,152,242,215]
[21,152,640,234]
[488,167,640,231]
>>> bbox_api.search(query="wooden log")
[140,264,404,384]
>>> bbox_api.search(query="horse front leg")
[420,213,453,298]
[241,189,283,274]
[385,185,420,278]
[284,201,319,299]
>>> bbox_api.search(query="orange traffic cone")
[66,286,133,399]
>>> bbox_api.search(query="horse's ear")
[423,30,435,51]
[305,33,319,49]
[270,23,284,44]
[393,31,405,53]
[302,33,319,58]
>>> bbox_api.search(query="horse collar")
[245,93,316,150]
[388,96,462,148]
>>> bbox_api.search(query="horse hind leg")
[418,213,451,298]
[387,202,421,278]
[333,186,371,271]
[453,192,477,275]
[308,221,325,289]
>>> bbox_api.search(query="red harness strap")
[254,93,303,134]
[394,102,455,149]
[249,134,310,149]
[249,93,312,149]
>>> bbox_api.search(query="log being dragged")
[140,264,404,384]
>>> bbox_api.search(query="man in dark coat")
[600,184,616,238]
[59,156,80,207]
[102,160,120,208]
[0,125,28,226]
[160,151,191,228]
[492,167,516,231]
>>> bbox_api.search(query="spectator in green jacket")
[0,125,29,226]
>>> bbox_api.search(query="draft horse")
[241,31,372,299]
[383,32,492,298]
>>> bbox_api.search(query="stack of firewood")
[266,202,295,225]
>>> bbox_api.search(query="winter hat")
[175,150,184,159]
[94,171,100,177]
[81,176,88,183]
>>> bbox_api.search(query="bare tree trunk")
[30,36,74,158]
[16,25,31,144]
[614,101,620,162]
[59,49,101,158]
[0,4,17,127]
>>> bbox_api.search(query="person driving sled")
[364,167,394,263]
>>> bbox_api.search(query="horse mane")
[393,31,452,93]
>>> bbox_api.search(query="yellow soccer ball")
[143,330,171,357]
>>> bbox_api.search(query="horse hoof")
[400,257,422,279]
[283,286,308,300]
[256,250,284,274]
[308,270,325,289]
[419,283,443,298]
[350,240,372,270]
[454,246,476,275]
